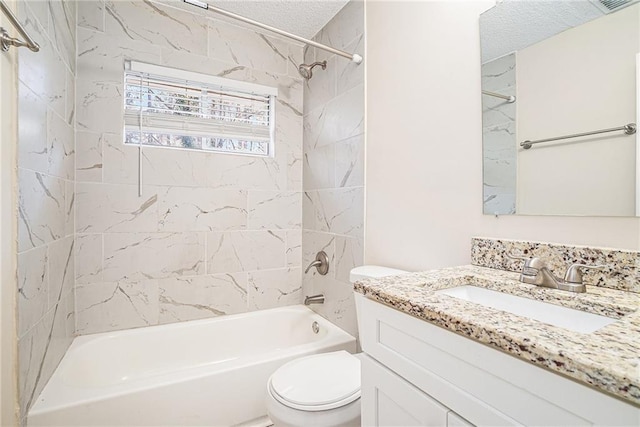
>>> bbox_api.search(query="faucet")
[304,294,325,305]
[507,252,604,293]
[304,251,329,275]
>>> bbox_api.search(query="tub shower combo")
[15,0,365,425]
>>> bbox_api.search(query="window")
[124,61,277,157]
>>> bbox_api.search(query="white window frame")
[123,60,278,157]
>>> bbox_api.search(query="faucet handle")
[506,251,545,266]
[563,263,605,284]
[304,251,329,275]
[522,256,546,269]
[507,252,547,276]
[506,251,529,261]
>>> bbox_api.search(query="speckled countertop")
[353,265,640,406]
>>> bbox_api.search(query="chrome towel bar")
[521,123,636,149]
[0,0,39,52]
[482,90,515,103]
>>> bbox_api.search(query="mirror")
[480,0,639,216]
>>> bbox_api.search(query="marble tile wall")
[75,0,304,335]
[471,237,640,294]
[482,53,517,215]
[302,1,365,338]
[16,0,76,420]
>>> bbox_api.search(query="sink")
[436,286,617,333]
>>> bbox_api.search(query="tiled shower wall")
[481,53,516,215]
[74,0,304,334]
[16,0,76,419]
[302,1,365,338]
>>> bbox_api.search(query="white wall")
[365,1,640,272]
[517,4,639,216]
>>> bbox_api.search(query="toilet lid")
[269,351,361,411]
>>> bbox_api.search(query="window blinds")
[123,61,276,156]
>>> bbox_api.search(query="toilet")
[266,265,408,427]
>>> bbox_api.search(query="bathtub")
[27,305,356,426]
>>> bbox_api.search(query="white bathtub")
[27,305,356,426]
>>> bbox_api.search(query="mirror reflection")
[480,0,639,216]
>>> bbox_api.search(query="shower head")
[298,61,327,80]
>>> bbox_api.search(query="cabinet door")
[361,354,449,427]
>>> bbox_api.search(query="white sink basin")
[436,286,617,334]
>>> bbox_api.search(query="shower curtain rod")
[183,0,363,64]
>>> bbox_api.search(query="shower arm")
[182,0,363,64]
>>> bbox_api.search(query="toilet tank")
[349,266,408,283]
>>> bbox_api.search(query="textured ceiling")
[209,0,350,40]
[480,0,620,62]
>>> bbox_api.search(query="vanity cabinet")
[356,294,640,427]
[361,354,472,427]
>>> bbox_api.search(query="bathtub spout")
[304,294,325,305]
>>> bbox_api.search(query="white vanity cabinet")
[361,354,473,427]
[355,294,640,427]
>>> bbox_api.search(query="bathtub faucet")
[304,294,325,305]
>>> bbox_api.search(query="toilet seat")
[268,351,361,412]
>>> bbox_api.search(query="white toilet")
[266,265,408,427]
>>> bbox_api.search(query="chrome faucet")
[507,252,604,293]
[304,294,325,305]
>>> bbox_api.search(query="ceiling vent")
[591,0,638,13]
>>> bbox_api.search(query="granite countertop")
[353,265,640,406]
